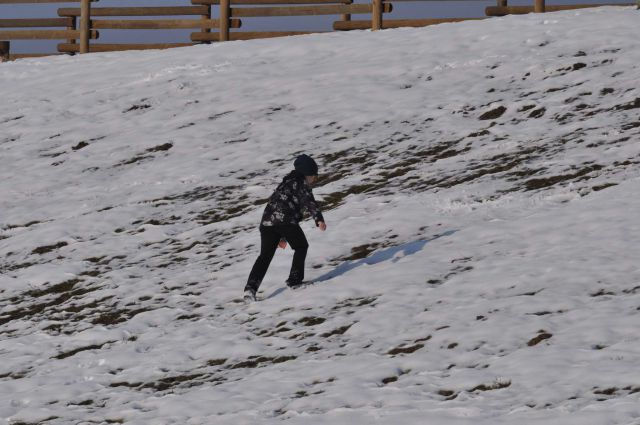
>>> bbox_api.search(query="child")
[244,154,327,302]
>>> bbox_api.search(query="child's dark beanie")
[294,154,319,176]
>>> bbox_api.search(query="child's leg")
[279,225,309,285]
[246,226,280,292]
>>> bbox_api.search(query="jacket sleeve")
[300,184,324,225]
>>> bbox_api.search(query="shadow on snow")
[314,230,458,283]
[265,230,457,300]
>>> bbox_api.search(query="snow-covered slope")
[1,7,640,424]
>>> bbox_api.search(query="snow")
[1,6,640,424]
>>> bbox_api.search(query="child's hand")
[278,239,288,249]
[318,221,327,231]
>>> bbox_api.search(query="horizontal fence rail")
[227,3,391,17]
[57,42,194,52]
[0,29,98,39]
[10,53,65,59]
[57,6,210,16]
[89,19,233,30]
[191,29,321,41]
[0,18,74,27]
[334,16,483,30]
[193,0,351,4]
[0,0,88,3]
[0,0,635,60]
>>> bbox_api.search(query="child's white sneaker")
[243,288,256,302]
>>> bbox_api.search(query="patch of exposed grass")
[529,108,546,118]
[0,115,24,124]
[444,265,474,280]
[297,316,326,326]
[614,97,640,111]
[468,129,491,137]
[594,387,617,396]
[381,376,398,385]
[622,285,640,294]
[592,183,618,192]
[59,296,114,315]
[109,381,143,388]
[146,143,173,153]
[518,105,536,112]
[195,203,253,225]
[387,343,424,356]
[115,143,173,167]
[91,308,152,326]
[479,106,507,120]
[322,182,384,211]
[72,141,89,151]
[344,242,383,261]
[25,279,80,298]
[54,341,113,360]
[68,399,96,406]
[0,279,102,327]
[527,330,553,346]
[438,389,458,400]
[123,103,151,113]
[523,164,603,191]
[320,324,353,338]
[332,297,377,310]
[590,289,615,297]
[208,110,234,120]
[141,374,205,391]
[176,314,200,321]
[4,220,42,230]
[470,379,511,392]
[229,356,297,369]
[31,242,68,255]
[10,417,59,425]
[0,370,30,380]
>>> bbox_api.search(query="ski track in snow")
[1,7,640,425]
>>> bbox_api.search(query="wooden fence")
[0,0,635,60]
[0,0,98,60]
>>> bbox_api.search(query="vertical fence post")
[341,0,352,23]
[534,0,545,12]
[497,0,507,6]
[372,0,382,30]
[0,41,9,62]
[201,4,212,43]
[80,0,91,53]
[67,16,77,54]
[220,0,230,41]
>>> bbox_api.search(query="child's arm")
[300,185,325,228]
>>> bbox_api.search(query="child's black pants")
[246,225,309,292]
